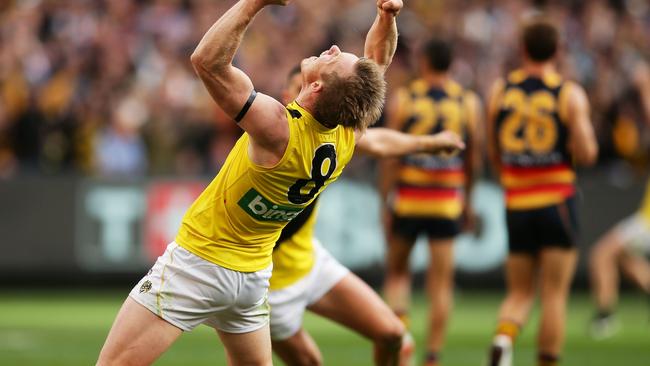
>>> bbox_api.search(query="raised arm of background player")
[190,0,290,168]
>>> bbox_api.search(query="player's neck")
[295,91,315,112]
[522,61,556,78]
[423,72,450,87]
[294,92,336,128]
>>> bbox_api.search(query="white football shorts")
[616,213,650,255]
[129,242,272,334]
[269,240,349,341]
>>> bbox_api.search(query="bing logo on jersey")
[238,188,303,222]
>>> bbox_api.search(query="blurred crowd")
[0,0,649,179]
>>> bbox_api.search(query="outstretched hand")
[377,0,402,16]
[426,130,465,156]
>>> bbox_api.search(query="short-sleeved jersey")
[176,101,355,272]
[391,79,474,219]
[640,179,650,223]
[495,69,575,210]
[270,198,319,290]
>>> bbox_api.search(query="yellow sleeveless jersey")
[270,201,319,290]
[176,102,355,272]
[640,179,650,223]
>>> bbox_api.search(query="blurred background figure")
[485,17,597,366]
[380,37,482,366]
[589,60,650,340]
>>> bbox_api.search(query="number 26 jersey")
[495,69,575,211]
[176,101,355,272]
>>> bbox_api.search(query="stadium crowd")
[0,0,648,179]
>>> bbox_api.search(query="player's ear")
[310,81,323,94]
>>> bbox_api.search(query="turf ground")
[0,290,647,366]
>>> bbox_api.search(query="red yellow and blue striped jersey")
[392,79,474,219]
[495,69,574,210]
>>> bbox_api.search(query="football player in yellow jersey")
[97,1,462,366]
[485,17,597,366]
[589,63,650,339]
[379,38,483,366]
[268,66,462,366]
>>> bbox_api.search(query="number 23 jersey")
[176,101,355,272]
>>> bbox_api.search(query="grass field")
[0,289,647,366]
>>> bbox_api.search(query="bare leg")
[217,324,273,366]
[497,254,538,325]
[97,297,183,366]
[272,329,323,366]
[619,251,650,293]
[538,248,577,355]
[309,273,405,366]
[589,229,625,312]
[425,239,454,355]
[383,232,416,323]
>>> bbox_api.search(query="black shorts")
[391,215,461,241]
[506,197,578,254]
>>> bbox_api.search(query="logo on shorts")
[140,280,152,293]
[237,188,303,222]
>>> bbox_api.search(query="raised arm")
[364,0,402,73]
[190,0,289,160]
[561,82,598,166]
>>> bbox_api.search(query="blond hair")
[313,58,386,130]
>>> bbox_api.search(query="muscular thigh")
[218,324,272,366]
[269,241,348,341]
[97,297,183,366]
[308,273,402,340]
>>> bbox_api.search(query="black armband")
[234,89,257,123]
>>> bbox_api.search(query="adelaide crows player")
[380,38,483,366]
[486,17,597,366]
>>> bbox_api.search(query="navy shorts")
[391,215,461,241]
[506,197,578,254]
